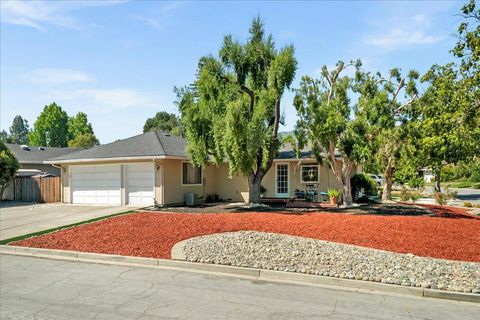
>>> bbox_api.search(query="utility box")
[185,193,198,206]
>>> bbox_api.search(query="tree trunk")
[434,168,441,193]
[341,177,353,206]
[248,174,263,204]
[382,159,394,202]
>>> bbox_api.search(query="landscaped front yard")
[9,203,480,293]
[11,204,480,262]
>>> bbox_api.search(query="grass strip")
[0,210,136,245]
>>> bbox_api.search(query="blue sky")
[1,0,463,144]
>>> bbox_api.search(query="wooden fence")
[14,176,61,203]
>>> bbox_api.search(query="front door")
[275,163,289,198]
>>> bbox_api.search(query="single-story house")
[3,144,80,200]
[46,131,361,206]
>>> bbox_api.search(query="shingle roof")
[277,143,341,160]
[6,143,80,163]
[50,131,187,162]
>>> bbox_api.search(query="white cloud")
[133,15,163,30]
[363,13,441,50]
[24,68,93,84]
[365,29,440,48]
[0,0,124,31]
[52,88,162,110]
[133,1,185,31]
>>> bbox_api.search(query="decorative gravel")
[179,231,480,294]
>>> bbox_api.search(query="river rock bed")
[178,231,480,293]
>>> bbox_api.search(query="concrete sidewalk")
[0,203,136,241]
[1,254,478,320]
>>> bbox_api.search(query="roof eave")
[45,155,188,164]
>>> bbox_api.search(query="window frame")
[181,161,203,186]
[300,164,320,184]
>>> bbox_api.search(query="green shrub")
[351,173,377,201]
[399,186,411,201]
[464,201,473,208]
[453,181,472,188]
[471,165,480,182]
[433,192,447,205]
[409,191,422,202]
[472,183,480,189]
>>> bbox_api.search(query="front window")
[182,162,202,185]
[301,165,319,183]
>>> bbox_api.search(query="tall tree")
[0,141,20,200]
[0,131,10,143]
[293,60,369,206]
[143,111,182,135]
[177,17,297,203]
[29,102,69,147]
[414,1,479,192]
[355,68,419,201]
[416,63,477,192]
[67,112,99,147]
[68,133,99,148]
[8,115,30,144]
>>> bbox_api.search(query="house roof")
[6,143,80,164]
[49,131,187,163]
[277,143,341,160]
[44,131,337,164]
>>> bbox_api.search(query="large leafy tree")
[68,133,99,148]
[143,111,182,135]
[67,112,99,148]
[0,141,20,200]
[177,18,297,203]
[0,131,10,143]
[29,102,69,147]
[355,68,419,201]
[416,63,478,192]
[414,1,479,192]
[293,60,370,206]
[8,115,30,144]
[452,0,479,81]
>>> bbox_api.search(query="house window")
[182,162,202,185]
[301,165,319,183]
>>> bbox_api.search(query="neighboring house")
[3,144,80,200]
[47,131,361,206]
[419,168,434,183]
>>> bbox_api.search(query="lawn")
[11,204,480,262]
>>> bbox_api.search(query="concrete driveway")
[0,203,137,241]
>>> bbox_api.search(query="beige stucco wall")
[161,159,222,205]
[58,158,360,206]
[260,160,358,198]
[212,163,249,202]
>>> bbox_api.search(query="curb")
[1,245,478,304]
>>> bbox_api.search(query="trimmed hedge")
[351,173,378,201]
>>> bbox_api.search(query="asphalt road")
[1,255,479,320]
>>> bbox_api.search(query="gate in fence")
[14,176,61,203]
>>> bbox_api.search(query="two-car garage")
[70,163,155,206]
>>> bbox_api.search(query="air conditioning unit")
[185,193,198,206]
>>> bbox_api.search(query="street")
[1,255,478,319]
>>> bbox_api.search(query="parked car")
[369,174,384,186]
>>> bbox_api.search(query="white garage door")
[71,165,121,205]
[126,163,154,206]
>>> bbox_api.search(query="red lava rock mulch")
[12,210,480,262]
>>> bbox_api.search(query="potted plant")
[327,188,340,205]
